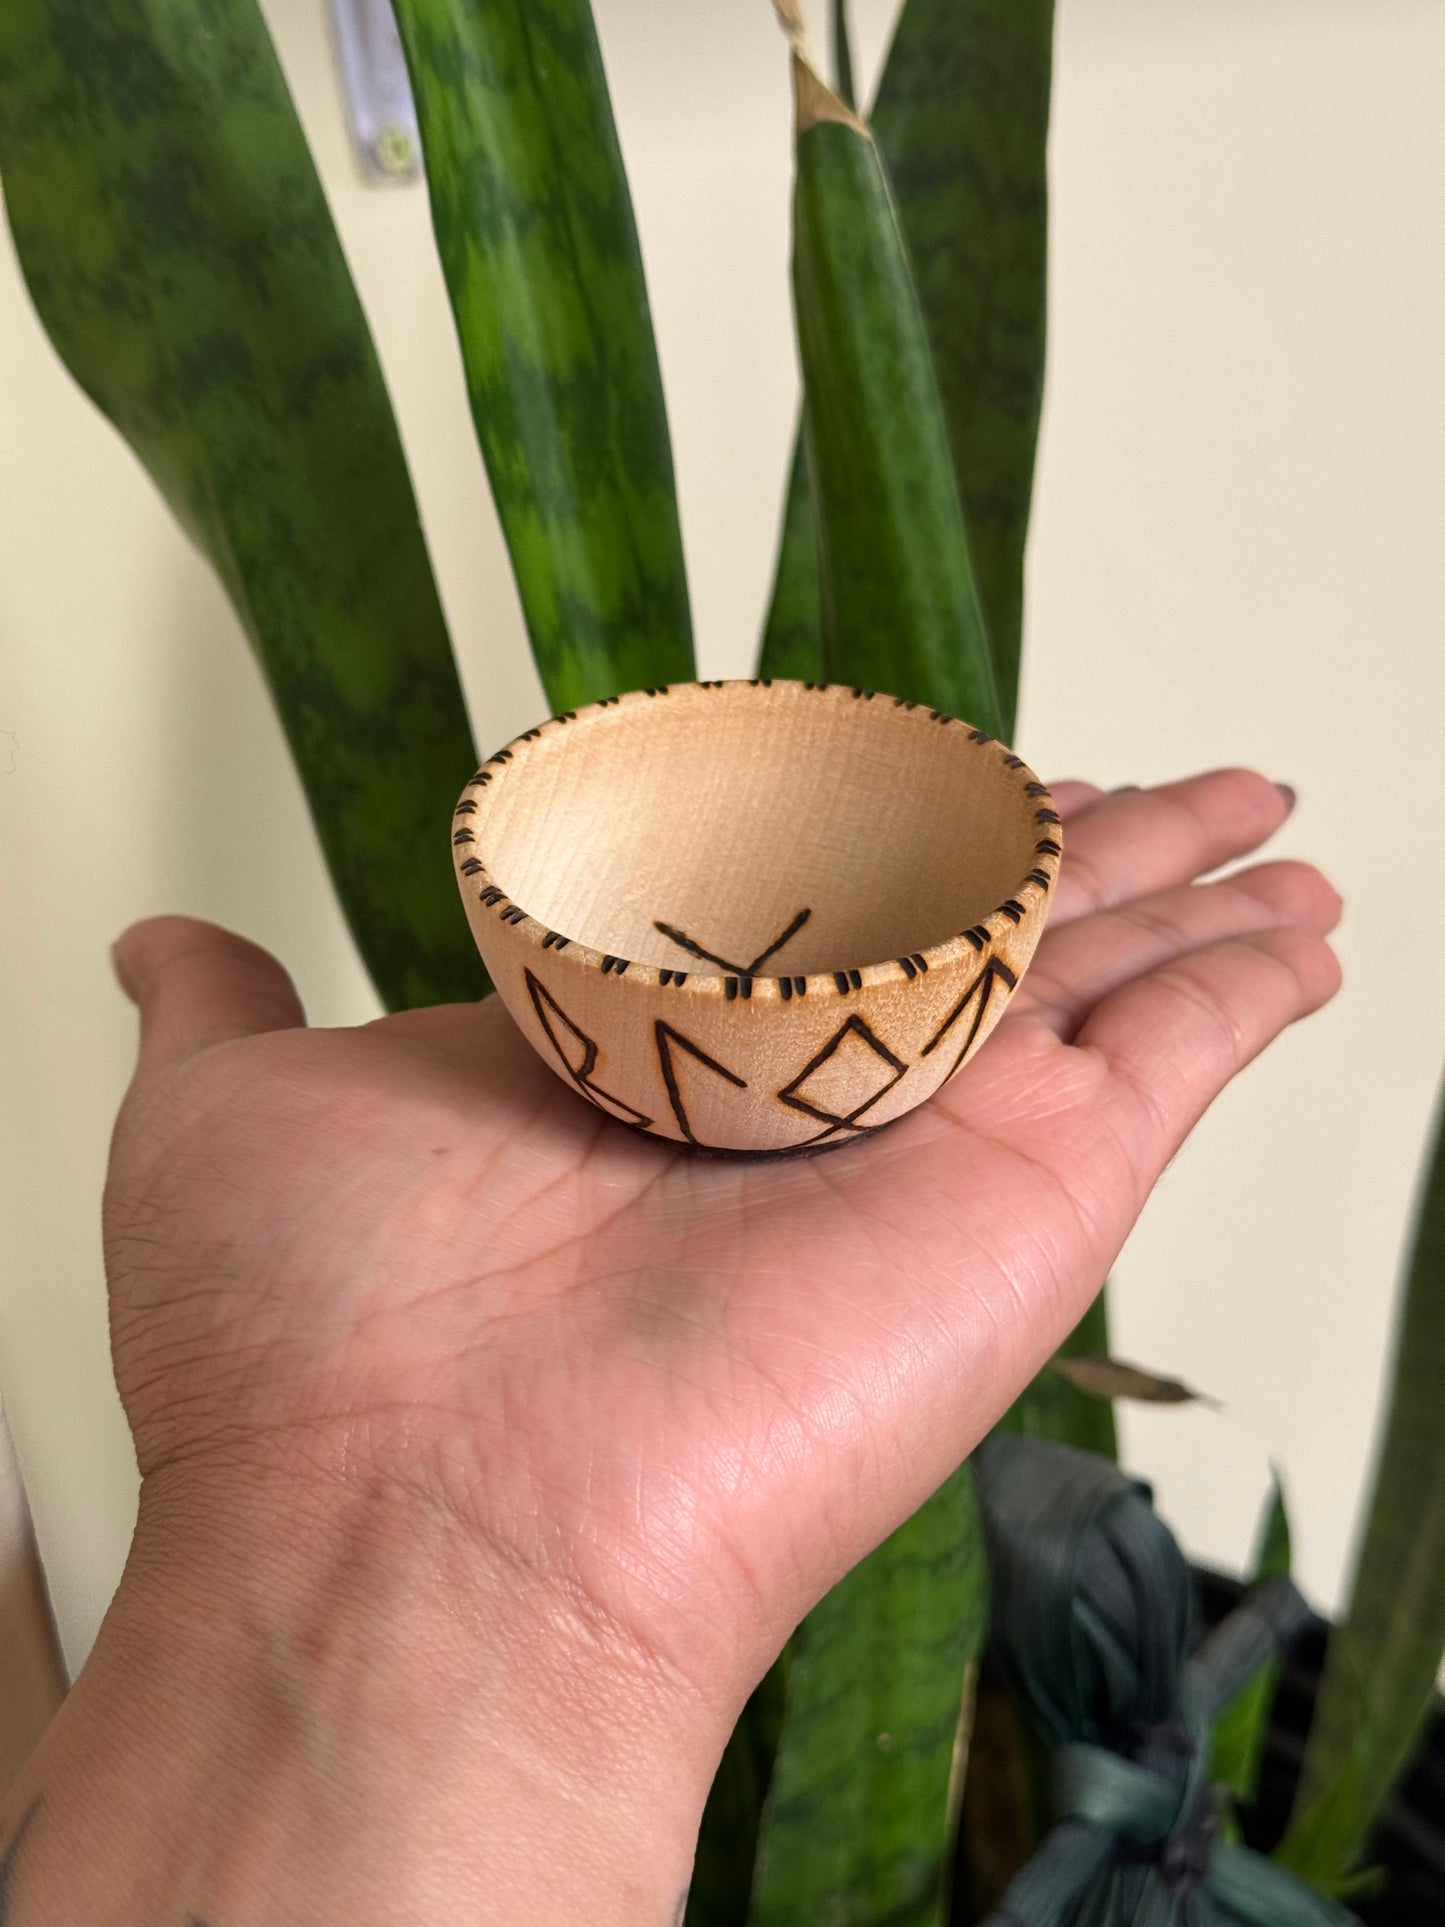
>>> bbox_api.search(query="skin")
[0,769,1341,1924]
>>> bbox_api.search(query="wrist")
[7,1464,725,1923]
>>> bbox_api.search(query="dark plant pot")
[1197,1569,1445,1924]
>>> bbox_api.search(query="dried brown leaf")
[1052,1355,1222,1411]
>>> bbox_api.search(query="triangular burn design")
[654,1021,748,1146]
[524,970,652,1129]
[778,1014,907,1147]
[922,958,1018,1079]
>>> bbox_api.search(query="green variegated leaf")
[0,0,483,1011]
[1281,1086,1445,1890]
[392,0,694,710]
[749,1464,988,1926]
[786,42,1002,733]
[760,0,1054,740]
[870,0,1051,729]
[758,435,822,682]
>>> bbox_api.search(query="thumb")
[111,915,307,1079]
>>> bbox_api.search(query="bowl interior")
[477,687,1041,975]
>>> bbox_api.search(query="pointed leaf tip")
[792,51,869,136]
[773,0,867,135]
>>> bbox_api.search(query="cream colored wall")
[1,0,1441,1674]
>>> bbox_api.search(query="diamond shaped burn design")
[778,1014,907,1147]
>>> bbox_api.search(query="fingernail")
[1276,783,1297,811]
[1111,783,1141,795]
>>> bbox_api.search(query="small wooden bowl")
[452,680,1061,1157]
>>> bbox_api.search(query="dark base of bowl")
[620,1117,894,1161]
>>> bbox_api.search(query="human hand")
[6,769,1341,1925]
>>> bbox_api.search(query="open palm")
[103,768,1339,1712]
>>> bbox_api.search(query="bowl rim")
[451,678,1063,1001]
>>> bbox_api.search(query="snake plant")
[1,1,1437,1919]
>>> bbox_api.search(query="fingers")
[1018,860,1342,1041]
[1047,769,1295,928]
[1050,780,1109,820]
[111,915,307,1080]
[1078,925,1342,1188]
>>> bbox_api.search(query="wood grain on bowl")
[452,680,1061,1156]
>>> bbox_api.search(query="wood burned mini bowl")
[452,680,1062,1157]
